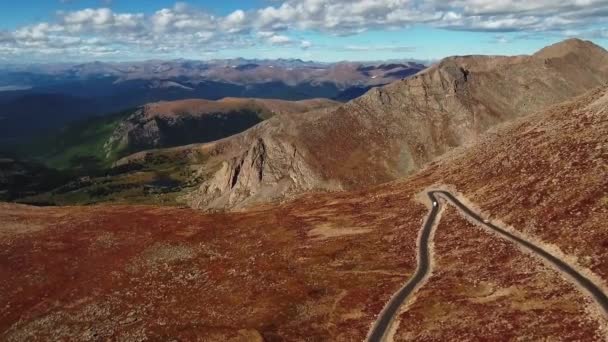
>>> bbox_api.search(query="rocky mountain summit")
[181,39,608,210]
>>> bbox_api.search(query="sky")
[0,0,607,63]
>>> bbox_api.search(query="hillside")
[0,93,100,144]
[107,97,339,157]
[385,84,608,340]
[0,157,69,202]
[1,85,606,340]
[11,109,134,171]
[3,98,337,207]
[15,97,338,171]
[175,38,608,210]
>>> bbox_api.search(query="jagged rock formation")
[190,137,327,209]
[178,39,608,210]
[184,112,343,209]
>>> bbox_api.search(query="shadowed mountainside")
[106,97,339,158]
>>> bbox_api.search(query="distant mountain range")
[0,58,427,86]
[0,59,426,144]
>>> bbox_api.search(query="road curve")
[366,190,608,342]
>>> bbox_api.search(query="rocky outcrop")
[183,39,608,210]
[188,133,335,209]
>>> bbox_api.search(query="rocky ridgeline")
[103,98,339,162]
[185,39,608,210]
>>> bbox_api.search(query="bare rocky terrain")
[1,77,607,341]
[153,38,608,210]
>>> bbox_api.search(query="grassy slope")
[7,106,269,206]
[13,109,133,170]
[17,147,212,207]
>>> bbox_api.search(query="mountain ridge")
[176,39,608,210]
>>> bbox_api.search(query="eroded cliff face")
[184,39,608,210]
[184,117,342,210]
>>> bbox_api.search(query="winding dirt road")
[366,190,608,342]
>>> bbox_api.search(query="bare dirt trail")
[366,190,608,342]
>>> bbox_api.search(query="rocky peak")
[187,131,334,210]
[534,38,608,60]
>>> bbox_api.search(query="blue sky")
[1,0,607,63]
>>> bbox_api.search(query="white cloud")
[59,8,144,33]
[226,9,246,25]
[250,0,608,33]
[150,5,215,33]
[432,0,608,31]
[300,40,312,49]
[2,0,608,61]
[13,23,63,42]
[222,10,249,33]
[253,0,433,34]
[63,8,112,25]
[268,34,292,45]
